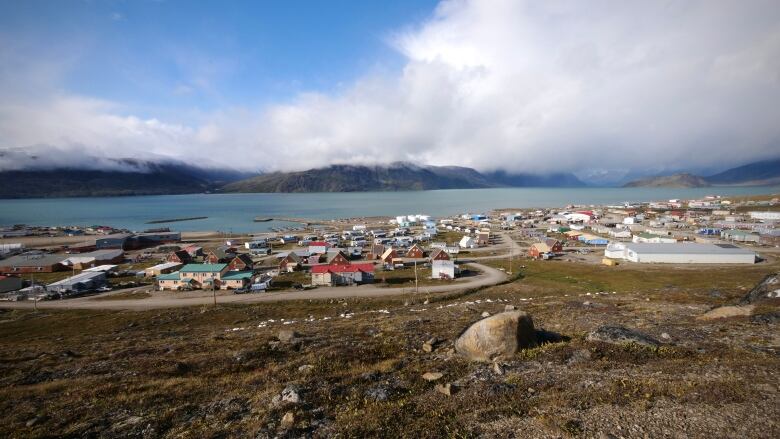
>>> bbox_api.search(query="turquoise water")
[1,186,778,233]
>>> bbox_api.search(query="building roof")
[532,242,552,252]
[147,262,182,271]
[180,263,227,273]
[722,229,758,236]
[221,271,253,281]
[47,271,105,287]
[157,272,181,281]
[311,263,374,274]
[309,241,329,247]
[0,253,66,267]
[624,243,755,255]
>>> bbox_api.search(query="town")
[1,194,777,305]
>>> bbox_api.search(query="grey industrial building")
[46,271,108,295]
[605,243,756,264]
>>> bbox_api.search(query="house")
[167,250,192,264]
[278,252,302,272]
[204,246,236,263]
[577,234,609,245]
[46,271,108,295]
[459,236,476,249]
[721,229,760,243]
[308,241,330,255]
[326,250,351,266]
[60,249,125,269]
[542,238,563,253]
[183,245,203,257]
[0,253,66,274]
[604,242,756,264]
[311,263,375,286]
[220,271,254,290]
[0,275,23,293]
[430,249,456,279]
[632,233,677,244]
[228,254,254,271]
[406,244,425,259]
[157,263,230,290]
[529,242,552,259]
[477,232,490,246]
[380,247,397,266]
[145,262,183,277]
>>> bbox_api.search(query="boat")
[254,217,273,222]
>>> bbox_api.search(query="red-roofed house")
[406,244,425,258]
[311,263,375,286]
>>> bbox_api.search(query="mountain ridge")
[622,158,780,188]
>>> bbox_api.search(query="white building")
[605,242,756,264]
[430,250,456,279]
[749,211,780,221]
[459,236,476,249]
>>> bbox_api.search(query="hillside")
[623,158,780,188]
[622,173,711,188]
[0,161,249,199]
[222,163,585,193]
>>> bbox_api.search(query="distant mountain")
[0,160,250,199]
[483,170,587,187]
[706,158,780,186]
[623,173,710,188]
[222,163,586,193]
[622,158,780,188]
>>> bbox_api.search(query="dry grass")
[0,261,778,438]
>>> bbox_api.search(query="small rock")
[422,342,433,353]
[435,383,456,396]
[566,349,592,365]
[455,311,537,362]
[364,385,391,401]
[298,364,314,372]
[280,412,295,429]
[281,385,301,403]
[422,372,443,381]
[660,332,671,340]
[504,305,516,311]
[481,311,491,318]
[492,362,504,375]
[586,325,659,347]
[278,330,299,342]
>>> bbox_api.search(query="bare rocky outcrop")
[586,325,659,347]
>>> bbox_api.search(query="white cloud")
[1,0,779,177]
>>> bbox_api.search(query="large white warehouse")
[605,242,756,264]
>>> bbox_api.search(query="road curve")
[0,262,507,311]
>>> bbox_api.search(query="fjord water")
[1,186,778,233]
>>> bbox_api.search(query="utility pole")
[31,272,37,312]
[508,242,513,275]
[414,260,419,294]
[212,277,217,307]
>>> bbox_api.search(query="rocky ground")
[0,260,778,438]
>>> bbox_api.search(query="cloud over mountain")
[1,0,779,176]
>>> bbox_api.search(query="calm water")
[1,186,778,233]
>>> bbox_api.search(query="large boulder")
[455,311,538,362]
[586,325,659,347]
[740,273,780,305]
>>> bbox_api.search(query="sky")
[0,0,779,182]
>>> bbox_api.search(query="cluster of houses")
[505,197,778,264]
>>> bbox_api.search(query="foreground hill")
[222,163,586,193]
[0,260,777,437]
[623,158,780,188]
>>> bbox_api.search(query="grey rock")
[455,311,538,362]
[586,325,660,347]
[281,385,301,403]
[740,273,780,304]
[752,311,780,324]
[364,385,390,401]
[278,330,299,343]
[566,349,592,365]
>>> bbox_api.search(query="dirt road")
[0,262,507,311]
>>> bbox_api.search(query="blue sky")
[0,1,778,178]
[1,0,438,119]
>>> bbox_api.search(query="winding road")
[0,262,507,311]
